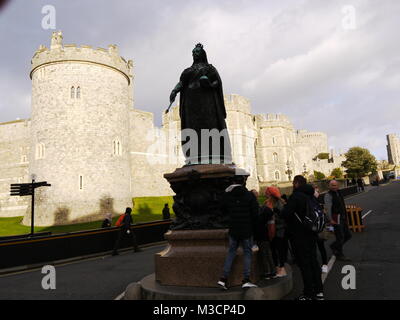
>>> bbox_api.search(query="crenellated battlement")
[30,31,133,83]
[224,94,251,114]
[255,113,293,130]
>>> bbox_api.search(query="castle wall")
[0,120,30,217]
[224,94,258,191]
[387,134,400,165]
[129,109,178,197]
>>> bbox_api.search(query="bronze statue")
[168,43,232,165]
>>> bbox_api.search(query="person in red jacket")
[112,207,141,256]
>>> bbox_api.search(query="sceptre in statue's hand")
[166,83,182,114]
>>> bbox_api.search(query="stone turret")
[24,31,134,226]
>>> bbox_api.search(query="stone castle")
[0,32,345,225]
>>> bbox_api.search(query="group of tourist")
[218,175,352,300]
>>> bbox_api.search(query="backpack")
[115,214,125,227]
[295,197,326,233]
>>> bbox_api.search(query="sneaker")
[264,273,277,280]
[217,278,228,290]
[321,265,328,273]
[242,279,258,289]
[314,292,325,300]
[295,295,313,300]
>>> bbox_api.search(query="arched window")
[79,175,84,190]
[113,139,122,156]
[71,86,75,99]
[273,152,278,162]
[36,143,45,159]
[275,171,280,181]
[76,86,81,99]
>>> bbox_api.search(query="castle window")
[79,175,84,190]
[272,137,276,145]
[274,171,281,181]
[113,139,122,156]
[76,86,81,99]
[71,86,75,99]
[36,143,45,159]
[273,153,278,162]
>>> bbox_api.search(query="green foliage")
[317,152,330,160]
[313,170,326,180]
[0,196,175,237]
[330,168,343,179]
[342,147,378,178]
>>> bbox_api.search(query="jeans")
[271,237,288,268]
[222,236,253,280]
[331,221,352,256]
[291,231,323,297]
[317,237,328,265]
[257,240,275,276]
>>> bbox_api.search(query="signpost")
[10,180,51,237]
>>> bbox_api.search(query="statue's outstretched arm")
[170,82,182,103]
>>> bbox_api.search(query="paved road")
[0,244,166,300]
[1,181,399,300]
[286,180,400,300]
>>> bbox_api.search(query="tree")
[342,147,378,178]
[330,168,343,179]
[313,170,326,180]
[316,153,330,160]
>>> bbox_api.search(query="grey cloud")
[0,0,399,160]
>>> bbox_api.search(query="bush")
[331,168,343,179]
[314,170,326,181]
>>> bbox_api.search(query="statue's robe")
[178,63,232,164]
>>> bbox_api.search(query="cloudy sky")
[0,0,399,160]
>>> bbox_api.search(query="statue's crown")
[195,43,203,49]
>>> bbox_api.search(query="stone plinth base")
[155,229,259,287]
[125,265,293,300]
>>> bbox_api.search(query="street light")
[286,160,292,181]
[303,163,307,176]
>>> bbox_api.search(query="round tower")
[24,31,134,226]
[254,113,296,183]
[224,94,259,191]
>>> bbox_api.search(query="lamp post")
[303,163,307,176]
[286,160,292,181]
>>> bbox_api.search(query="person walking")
[313,185,329,273]
[112,207,141,256]
[281,175,324,300]
[265,186,288,278]
[356,178,364,192]
[324,180,352,261]
[162,203,171,220]
[217,175,259,290]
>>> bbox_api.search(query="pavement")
[284,180,400,300]
[0,244,166,300]
[0,181,399,300]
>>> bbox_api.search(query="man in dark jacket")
[218,175,259,289]
[281,175,324,300]
[324,180,352,261]
[162,203,171,220]
[112,207,141,256]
